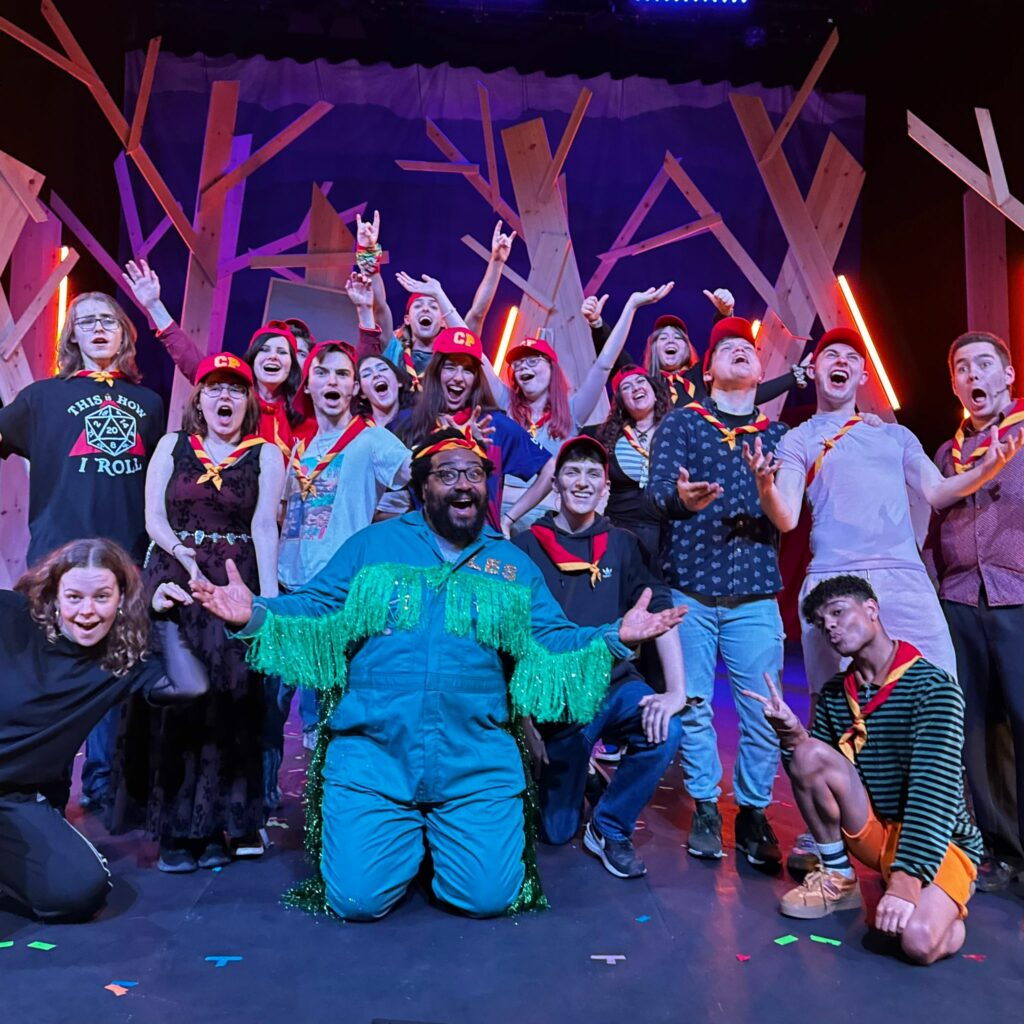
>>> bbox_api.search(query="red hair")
[506,358,574,441]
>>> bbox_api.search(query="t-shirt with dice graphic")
[0,376,165,566]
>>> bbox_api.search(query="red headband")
[249,324,298,357]
[413,425,487,461]
[294,340,357,420]
[611,365,648,393]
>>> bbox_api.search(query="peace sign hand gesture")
[741,672,807,748]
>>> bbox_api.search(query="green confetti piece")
[773,935,799,946]
[810,935,842,946]
[27,941,56,951]
[0,941,14,949]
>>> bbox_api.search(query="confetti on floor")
[590,955,626,965]
[266,817,290,829]
[736,954,750,962]
[205,955,243,967]
[0,941,14,949]
[810,935,842,947]
[635,915,651,923]
[105,984,130,997]
[112,981,139,987]
[962,954,987,962]
[27,941,56,951]
[773,935,799,947]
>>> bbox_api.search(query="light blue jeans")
[672,591,783,809]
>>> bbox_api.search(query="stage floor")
[3,651,1022,1024]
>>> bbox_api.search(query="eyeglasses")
[428,466,487,485]
[201,382,248,398]
[512,355,544,370]
[75,315,120,331]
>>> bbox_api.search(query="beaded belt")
[175,529,252,545]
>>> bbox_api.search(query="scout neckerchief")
[74,369,125,387]
[838,640,922,762]
[526,409,551,440]
[258,397,293,458]
[805,415,863,487]
[622,424,650,460]
[949,398,1024,474]
[190,434,266,491]
[661,369,695,405]
[683,400,771,451]
[530,524,609,588]
[435,407,474,431]
[402,342,423,392]
[292,416,371,500]
[413,423,487,461]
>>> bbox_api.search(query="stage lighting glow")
[56,245,69,340]
[631,1,749,5]
[836,274,900,411]
[751,318,761,338]
[493,305,519,372]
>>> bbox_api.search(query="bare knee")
[787,738,838,785]
[900,919,950,965]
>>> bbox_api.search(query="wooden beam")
[394,160,481,175]
[0,247,78,360]
[0,152,46,224]
[250,252,391,270]
[975,108,1010,208]
[478,82,499,206]
[538,87,592,200]
[596,214,722,261]
[113,152,144,255]
[203,101,333,203]
[9,211,63,379]
[759,28,839,166]
[964,189,1010,341]
[127,35,161,153]
[0,14,93,86]
[130,147,205,267]
[460,235,555,311]
[139,213,174,258]
[306,185,356,289]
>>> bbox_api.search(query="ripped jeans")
[671,591,783,809]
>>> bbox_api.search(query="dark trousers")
[537,677,682,844]
[943,595,1024,864]
[0,791,111,921]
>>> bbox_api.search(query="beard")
[423,488,488,547]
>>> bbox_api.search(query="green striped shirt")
[808,658,982,883]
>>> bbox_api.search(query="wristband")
[355,243,383,276]
[791,363,808,389]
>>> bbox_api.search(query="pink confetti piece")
[962,954,987,962]
[736,954,750,962]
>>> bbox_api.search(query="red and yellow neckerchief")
[530,524,609,588]
[661,370,695,405]
[190,434,266,491]
[805,416,862,487]
[74,369,125,387]
[291,417,371,500]
[258,398,293,459]
[949,398,1024,474]
[622,424,650,460]
[402,345,423,392]
[414,423,486,461]
[526,410,551,440]
[683,400,771,451]
[838,640,922,762]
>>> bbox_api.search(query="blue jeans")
[673,591,783,809]
[537,676,682,843]
[81,706,119,802]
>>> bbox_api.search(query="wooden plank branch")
[113,152,144,254]
[127,35,161,153]
[538,87,592,200]
[0,14,93,86]
[139,213,174,258]
[460,235,555,311]
[395,160,481,175]
[204,101,333,202]
[0,246,78,360]
[975,108,1010,208]
[759,28,838,166]
[131,147,206,268]
[249,251,389,270]
[596,214,722,261]
[0,152,47,224]
[478,82,499,205]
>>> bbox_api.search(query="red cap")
[702,316,758,376]
[812,327,868,363]
[284,317,314,342]
[555,434,609,473]
[195,351,253,387]
[249,324,298,357]
[506,336,558,366]
[293,340,357,419]
[433,327,483,362]
[653,314,688,336]
[611,365,648,394]
[405,292,429,314]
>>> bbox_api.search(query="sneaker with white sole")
[779,867,862,919]
[583,820,646,879]
[687,800,724,859]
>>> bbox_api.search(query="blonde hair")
[57,292,142,383]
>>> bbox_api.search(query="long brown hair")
[180,380,262,438]
[57,292,142,383]
[403,354,496,449]
[15,538,151,676]
[506,356,573,441]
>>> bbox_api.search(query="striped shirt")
[793,658,982,883]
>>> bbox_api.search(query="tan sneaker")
[779,868,862,919]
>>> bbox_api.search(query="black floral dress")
[143,432,265,841]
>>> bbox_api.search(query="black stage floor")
[3,652,1022,1024]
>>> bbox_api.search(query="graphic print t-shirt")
[0,377,166,565]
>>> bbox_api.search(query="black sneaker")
[687,800,724,859]
[197,838,232,870]
[735,806,782,868]
[977,855,1017,893]
[583,821,646,879]
[158,840,198,874]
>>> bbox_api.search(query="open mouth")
[323,389,341,402]
[518,370,535,384]
[970,387,987,404]
[447,494,478,519]
[445,383,467,405]
[74,619,102,635]
[418,315,434,328]
[263,361,282,374]
[216,401,233,418]
[829,369,849,385]
[373,380,390,395]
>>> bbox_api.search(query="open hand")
[439,405,495,447]
[491,220,517,263]
[619,588,687,647]
[395,271,443,300]
[581,294,609,326]
[628,282,675,309]
[741,437,781,493]
[675,466,723,512]
[151,581,193,613]
[639,689,686,744]
[978,423,1024,479]
[122,259,160,307]
[356,209,380,248]
[190,558,255,627]
[703,288,735,317]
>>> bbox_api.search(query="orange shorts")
[842,807,977,918]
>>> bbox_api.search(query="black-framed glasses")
[75,315,119,331]
[428,466,487,485]
[201,382,248,398]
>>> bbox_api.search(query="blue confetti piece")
[112,981,139,987]
[635,915,651,923]
[205,956,243,968]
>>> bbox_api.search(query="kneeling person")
[513,437,685,879]
[747,576,980,965]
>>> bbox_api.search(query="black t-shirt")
[0,591,166,792]
[0,376,166,566]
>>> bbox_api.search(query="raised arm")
[465,221,517,336]
[123,260,201,382]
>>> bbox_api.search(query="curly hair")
[506,355,573,441]
[57,292,142,383]
[15,538,151,677]
[243,331,304,427]
[353,352,417,421]
[801,574,878,625]
[594,369,673,451]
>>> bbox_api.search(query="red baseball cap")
[812,327,868,363]
[434,327,483,362]
[653,314,689,336]
[196,351,253,387]
[555,435,609,472]
[611,365,648,394]
[249,323,298,356]
[702,316,758,376]
[293,340,357,419]
[506,336,558,365]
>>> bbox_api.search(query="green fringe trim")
[262,561,615,919]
